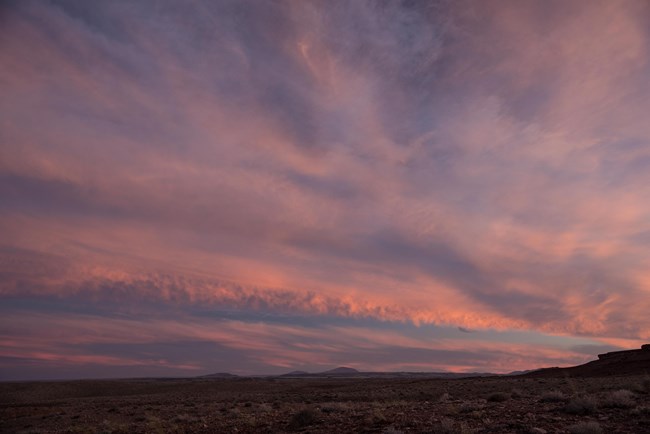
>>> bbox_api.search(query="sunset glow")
[1,0,649,380]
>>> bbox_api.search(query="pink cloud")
[1,0,650,378]
[0,311,609,375]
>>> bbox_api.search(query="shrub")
[173,414,190,423]
[540,390,566,402]
[288,409,317,429]
[459,401,484,413]
[602,389,635,408]
[430,418,473,434]
[320,402,348,413]
[630,405,650,416]
[568,421,602,434]
[432,418,456,434]
[487,392,509,402]
[366,407,387,423]
[642,378,650,393]
[256,403,272,413]
[564,395,597,414]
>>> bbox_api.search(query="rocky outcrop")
[598,344,650,361]
[526,344,650,378]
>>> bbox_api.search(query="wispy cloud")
[0,309,615,379]
[1,0,649,379]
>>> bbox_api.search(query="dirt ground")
[1,374,649,433]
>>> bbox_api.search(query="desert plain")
[2,372,649,434]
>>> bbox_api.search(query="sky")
[1,0,650,380]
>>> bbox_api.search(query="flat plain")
[2,374,649,433]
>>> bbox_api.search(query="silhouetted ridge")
[524,344,650,378]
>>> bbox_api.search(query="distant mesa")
[598,344,650,361]
[198,346,650,381]
[199,372,239,378]
[525,344,650,378]
[322,366,359,375]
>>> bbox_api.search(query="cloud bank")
[1,0,649,379]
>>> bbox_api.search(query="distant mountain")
[322,367,359,375]
[275,368,493,379]
[192,346,650,381]
[283,370,309,376]
[523,344,650,378]
[505,369,540,376]
[199,372,239,378]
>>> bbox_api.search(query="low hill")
[276,368,491,379]
[524,344,650,378]
[283,370,309,376]
[322,367,359,375]
[198,372,239,378]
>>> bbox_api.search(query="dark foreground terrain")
[2,373,650,433]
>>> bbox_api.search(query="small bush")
[256,403,272,413]
[432,418,456,434]
[288,409,317,429]
[320,402,348,414]
[568,421,602,434]
[540,390,566,402]
[630,405,650,416]
[624,379,646,394]
[642,378,650,393]
[565,395,597,414]
[459,401,484,413]
[366,408,387,423]
[602,389,635,408]
[487,392,509,402]
[511,388,523,398]
[174,414,188,423]
[430,418,473,434]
